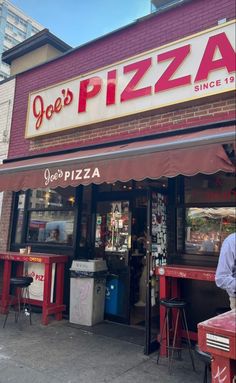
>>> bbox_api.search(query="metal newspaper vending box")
[69,259,107,326]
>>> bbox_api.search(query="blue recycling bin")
[105,275,125,316]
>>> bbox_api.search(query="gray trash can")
[69,260,107,326]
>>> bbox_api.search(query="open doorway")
[130,195,147,327]
[94,195,148,325]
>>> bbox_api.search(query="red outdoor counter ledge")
[156,264,216,356]
[0,252,68,325]
[198,310,236,383]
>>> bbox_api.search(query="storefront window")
[26,187,75,245]
[185,172,236,204]
[29,187,75,209]
[98,178,168,193]
[14,191,26,244]
[185,207,236,254]
[27,210,74,244]
[11,187,76,247]
[181,172,236,256]
[98,181,133,192]
[135,178,168,190]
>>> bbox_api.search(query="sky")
[10,0,151,48]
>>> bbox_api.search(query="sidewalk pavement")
[0,313,206,383]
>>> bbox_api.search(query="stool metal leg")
[181,308,196,371]
[3,292,16,328]
[3,314,8,328]
[166,308,170,357]
[3,301,10,328]
[157,308,169,364]
[15,288,21,323]
[169,308,180,374]
[23,286,32,325]
[3,285,32,328]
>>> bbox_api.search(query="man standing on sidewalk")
[215,232,236,310]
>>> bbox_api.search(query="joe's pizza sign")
[26,21,236,138]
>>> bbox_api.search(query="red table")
[156,264,216,356]
[0,252,68,325]
[198,310,236,383]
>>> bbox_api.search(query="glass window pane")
[29,187,75,209]
[98,181,133,192]
[185,173,236,204]
[185,207,236,254]
[176,207,184,252]
[80,186,92,247]
[14,192,26,244]
[95,201,130,253]
[135,178,168,190]
[27,210,75,245]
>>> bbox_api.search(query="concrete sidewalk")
[0,313,206,383]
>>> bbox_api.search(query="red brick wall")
[8,0,236,159]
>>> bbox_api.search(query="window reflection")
[185,172,236,204]
[29,187,75,209]
[26,187,76,246]
[185,207,236,254]
[27,210,74,244]
[14,191,26,244]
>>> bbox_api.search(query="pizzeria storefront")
[0,1,235,355]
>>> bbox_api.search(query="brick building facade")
[0,0,235,353]
[6,0,236,160]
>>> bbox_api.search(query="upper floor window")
[31,26,40,34]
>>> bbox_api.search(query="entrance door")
[95,200,131,323]
[145,190,167,354]
[129,195,147,327]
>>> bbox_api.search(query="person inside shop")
[132,234,138,252]
[137,231,147,253]
[215,232,236,310]
[200,232,214,252]
[134,231,147,306]
[46,228,60,242]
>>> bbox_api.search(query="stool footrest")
[157,302,195,374]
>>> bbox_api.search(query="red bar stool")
[157,298,196,373]
[3,276,33,328]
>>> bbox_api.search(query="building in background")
[0,28,70,218]
[0,0,43,216]
[0,76,15,215]
[151,0,190,13]
[0,0,44,80]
